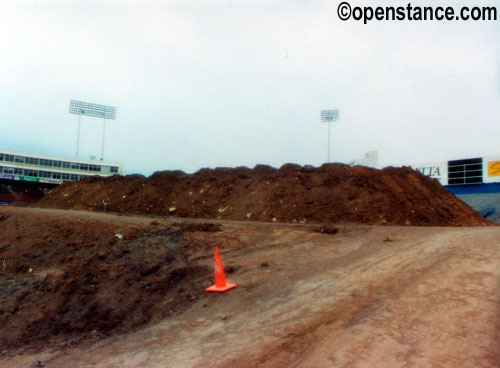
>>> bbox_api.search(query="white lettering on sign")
[415,166,441,177]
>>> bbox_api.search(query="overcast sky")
[1,0,498,175]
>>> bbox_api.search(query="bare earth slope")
[36,164,489,226]
[1,207,499,368]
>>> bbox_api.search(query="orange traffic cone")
[206,247,237,292]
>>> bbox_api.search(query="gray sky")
[1,0,498,175]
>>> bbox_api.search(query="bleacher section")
[455,194,500,223]
[446,183,500,223]
[0,148,124,205]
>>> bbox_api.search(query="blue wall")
[445,182,500,195]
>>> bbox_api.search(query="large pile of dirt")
[0,210,220,353]
[36,164,489,226]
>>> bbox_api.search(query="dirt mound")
[0,210,221,354]
[36,164,489,226]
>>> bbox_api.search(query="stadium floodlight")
[69,100,117,119]
[69,100,117,160]
[321,110,339,163]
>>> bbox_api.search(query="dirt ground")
[1,207,498,368]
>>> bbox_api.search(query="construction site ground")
[0,206,499,368]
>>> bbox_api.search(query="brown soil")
[1,207,499,368]
[36,164,488,226]
[0,208,228,354]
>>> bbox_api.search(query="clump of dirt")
[36,164,489,226]
[313,226,339,235]
[0,211,216,354]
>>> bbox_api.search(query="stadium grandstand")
[0,148,123,205]
[412,154,500,223]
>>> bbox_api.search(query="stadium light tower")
[321,109,339,163]
[69,100,117,160]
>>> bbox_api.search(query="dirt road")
[1,207,499,367]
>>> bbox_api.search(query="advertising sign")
[488,161,500,177]
[20,176,40,182]
[412,161,447,185]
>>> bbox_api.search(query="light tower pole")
[320,109,339,163]
[69,100,117,159]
